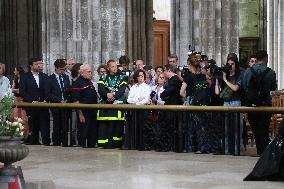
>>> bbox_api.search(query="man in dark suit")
[158,64,183,152]
[19,58,50,145]
[47,59,71,146]
[161,64,183,105]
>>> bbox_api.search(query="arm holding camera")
[215,78,220,95]
[222,72,240,91]
[180,82,187,98]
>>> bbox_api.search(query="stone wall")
[0,0,41,77]
[41,0,126,74]
[153,0,171,21]
[171,0,239,66]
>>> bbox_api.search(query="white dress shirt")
[32,72,40,88]
[54,73,64,101]
[127,82,151,105]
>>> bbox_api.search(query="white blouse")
[127,82,151,105]
[0,76,11,100]
[151,85,165,105]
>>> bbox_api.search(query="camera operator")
[181,57,211,153]
[215,56,242,106]
[215,56,243,155]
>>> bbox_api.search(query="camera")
[178,65,189,72]
[204,59,232,79]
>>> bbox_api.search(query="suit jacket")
[160,75,182,105]
[47,73,71,102]
[19,71,49,102]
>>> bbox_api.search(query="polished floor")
[18,146,284,189]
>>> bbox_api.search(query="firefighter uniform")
[71,76,98,148]
[97,73,128,148]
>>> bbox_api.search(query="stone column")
[267,0,284,89]
[171,0,239,66]
[41,0,126,74]
[0,0,41,76]
[170,0,193,66]
[126,0,153,65]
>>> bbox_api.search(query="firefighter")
[97,59,128,148]
[71,64,98,148]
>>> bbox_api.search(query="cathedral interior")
[0,0,283,88]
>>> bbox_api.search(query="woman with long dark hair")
[215,56,243,155]
[215,56,242,106]
[12,66,25,96]
[11,66,28,138]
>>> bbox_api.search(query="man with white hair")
[71,64,98,148]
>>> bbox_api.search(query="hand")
[107,97,115,102]
[107,92,114,99]
[79,113,85,123]
[151,69,156,77]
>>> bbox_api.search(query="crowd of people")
[0,50,277,156]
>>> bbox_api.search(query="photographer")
[181,57,211,153]
[215,56,242,106]
[215,56,243,155]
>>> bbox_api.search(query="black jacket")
[160,75,182,105]
[71,76,97,104]
[19,71,49,102]
[46,73,71,102]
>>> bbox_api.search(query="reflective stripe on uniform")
[98,139,109,144]
[113,137,122,141]
[97,110,125,121]
[119,81,128,86]
[97,80,105,84]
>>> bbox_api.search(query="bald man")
[72,64,98,148]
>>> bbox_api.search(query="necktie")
[59,75,64,91]
[59,75,65,101]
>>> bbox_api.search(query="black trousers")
[77,109,97,148]
[98,120,124,148]
[26,108,50,145]
[248,113,271,155]
[51,108,69,146]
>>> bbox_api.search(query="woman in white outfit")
[127,69,151,105]
[0,63,11,101]
[151,73,165,105]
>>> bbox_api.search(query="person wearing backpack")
[242,50,277,156]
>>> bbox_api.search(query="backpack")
[245,67,271,107]
[192,75,210,106]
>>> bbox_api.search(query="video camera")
[178,65,189,72]
[204,59,232,79]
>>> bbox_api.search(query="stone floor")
[17,146,284,189]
